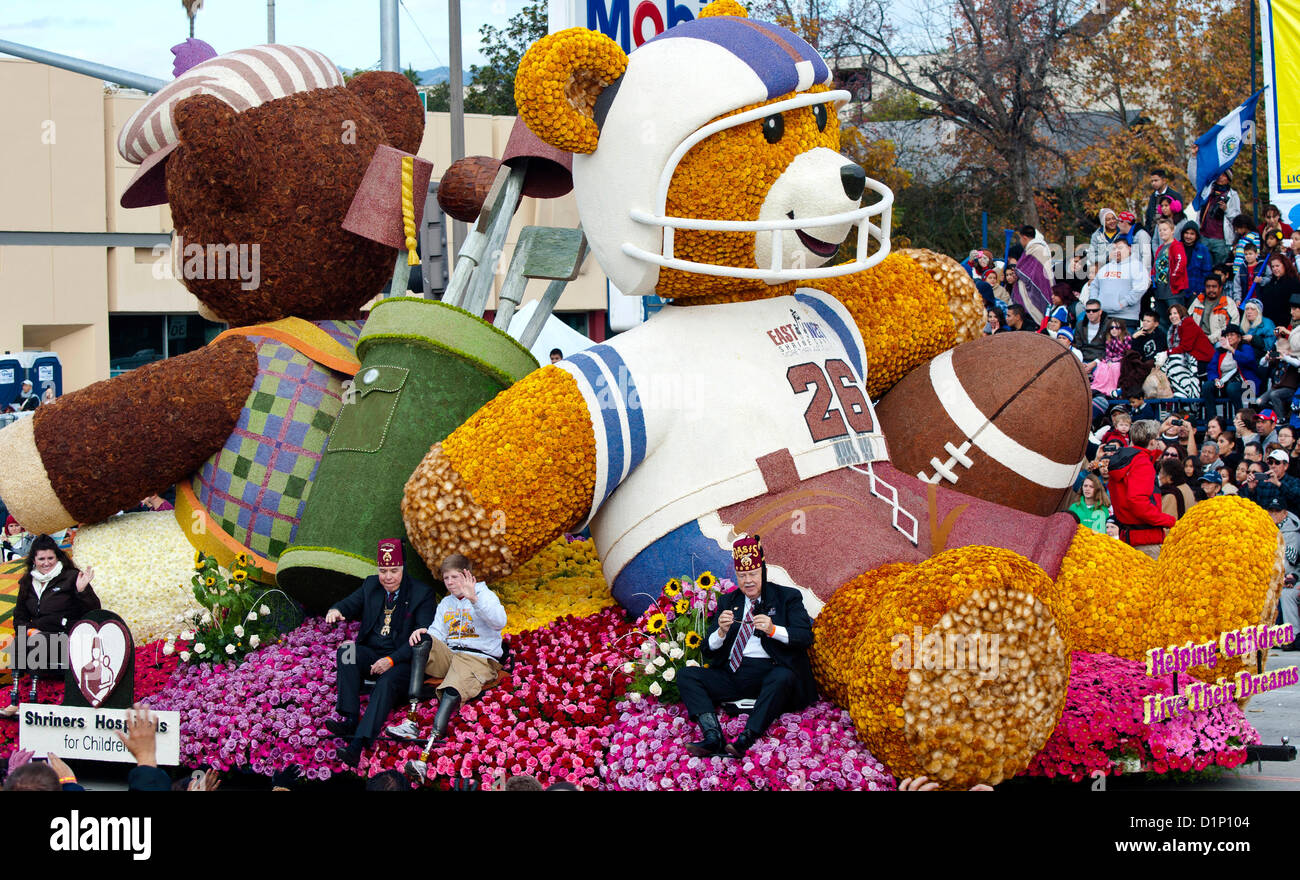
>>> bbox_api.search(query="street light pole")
[380,0,399,72]
[268,0,276,42]
[449,0,468,256]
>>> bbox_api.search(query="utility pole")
[449,0,468,256]
[380,0,399,71]
[268,0,276,42]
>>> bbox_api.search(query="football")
[873,332,1091,517]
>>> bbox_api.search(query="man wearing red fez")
[323,538,434,767]
[678,534,816,757]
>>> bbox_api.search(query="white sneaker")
[386,719,421,740]
[404,759,428,782]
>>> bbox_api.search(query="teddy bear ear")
[346,71,425,155]
[171,93,256,208]
[699,0,749,17]
[515,28,628,155]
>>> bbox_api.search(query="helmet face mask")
[622,89,894,286]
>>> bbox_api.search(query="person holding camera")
[679,536,816,759]
[1241,449,1300,514]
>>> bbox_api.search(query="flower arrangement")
[1044,499,1282,688]
[490,536,616,634]
[148,617,355,779]
[172,551,289,665]
[602,698,896,791]
[612,574,724,705]
[1023,651,1259,782]
[361,607,637,788]
[408,366,597,581]
[70,512,204,642]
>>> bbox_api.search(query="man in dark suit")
[323,539,434,767]
[678,535,816,758]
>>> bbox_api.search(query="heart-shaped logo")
[68,619,130,707]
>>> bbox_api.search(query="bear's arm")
[0,337,258,533]
[403,366,597,581]
[805,250,983,398]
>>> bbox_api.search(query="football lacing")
[918,440,974,485]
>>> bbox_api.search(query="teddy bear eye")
[762,113,784,144]
[812,104,827,132]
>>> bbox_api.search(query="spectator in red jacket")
[1151,219,1188,326]
[1105,418,1177,559]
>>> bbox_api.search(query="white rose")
[225,644,236,655]
[644,664,656,675]
[246,612,258,622]
[649,681,663,697]
[685,660,700,667]
[260,604,270,615]
[180,630,193,641]
[162,643,174,656]
[200,612,212,625]
[249,634,260,648]
[233,625,244,637]
[179,651,190,661]
[658,641,671,653]
[662,667,676,681]
[622,662,634,674]
[628,692,643,703]
[668,646,684,660]
[194,643,206,654]
[653,656,666,667]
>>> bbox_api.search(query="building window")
[555,311,589,337]
[109,314,224,375]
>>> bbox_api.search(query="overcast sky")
[1,0,524,82]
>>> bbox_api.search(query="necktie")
[728,600,754,673]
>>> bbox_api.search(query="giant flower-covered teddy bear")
[401,0,1284,787]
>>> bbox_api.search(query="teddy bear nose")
[841,164,866,201]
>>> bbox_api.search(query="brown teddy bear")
[0,46,428,586]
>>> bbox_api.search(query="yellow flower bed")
[413,366,596,580]
[811,253,957,397]
[898,248,985,345]
[490,537,615,635]
[1047,497,1284,689]
[700,0,748,16]
[840,547,1068,788]
[514,28,628,155]
[71,511,204,643]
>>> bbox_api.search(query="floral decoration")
[612,575,723,704]
[514,27,628,154]
[1023,651,1259,782]
[490,536,615,634]
[170,552,289,665]
[601,698,896,790]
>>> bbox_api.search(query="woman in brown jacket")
[1159,458,1200,520]
[4,534,100,714]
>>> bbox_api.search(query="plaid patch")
[192,323,357,564]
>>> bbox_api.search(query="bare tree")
[760,0,1113,227]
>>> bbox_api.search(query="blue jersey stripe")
[586,344,647,474]
[567,352,624,504]
[794,292,864,383]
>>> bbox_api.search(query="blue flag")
[1191,90,1263,211]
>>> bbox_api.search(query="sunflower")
[663,579,682,598]
[696,572,716,590]
[685,631,702,650]
[647,613,667,634]
[232,570,248,583]
[194,549,206,572]
[204,576,216,588]
[675,598,690,615]
[236,552,250,567]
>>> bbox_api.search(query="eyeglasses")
[1086,308,1101,314]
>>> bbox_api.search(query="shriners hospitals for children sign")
[548,0,707,49]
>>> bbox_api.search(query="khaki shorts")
[425,639,501,701]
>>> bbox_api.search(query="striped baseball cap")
[644,15,830,101]
[118,45,343,208]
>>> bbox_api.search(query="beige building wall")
[0,58,611,394]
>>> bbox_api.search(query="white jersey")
[556,289,887,584]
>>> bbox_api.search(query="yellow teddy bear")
[401,1,1282,786]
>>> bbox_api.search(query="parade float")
[0,1,1286,790]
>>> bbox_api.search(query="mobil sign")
[548,0,708,52]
